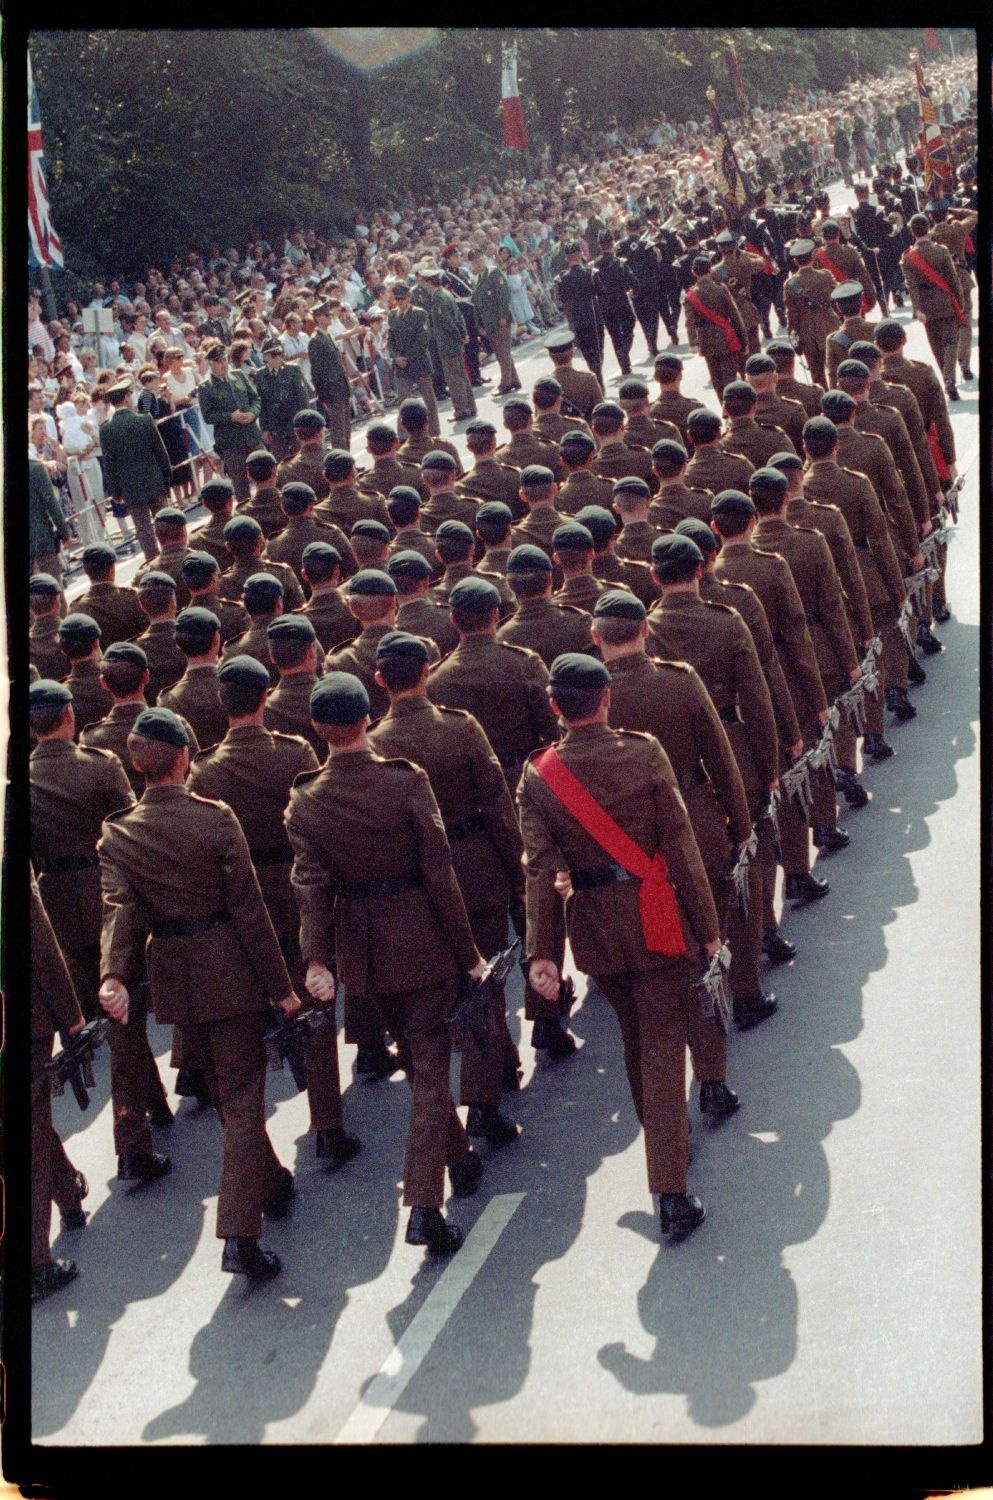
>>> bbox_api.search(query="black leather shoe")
[315,1129,362,1167]
[813,824,850,851]
[906,655,927,686]
[118,1152,171,1182]
[699,1081,740,1117]
[355,1044,400,1082]
[502,1052,523,1092]
[960,367,975,382]
[733,993,778,1030]
[932,603,951,624]
[659,1193,705,1240]
[263,1167,295,1219]
[405,1208,464,1254]
[449,1150,483,1198]
[32,1258,79,1302]
[466,1104,521,1148]
[148,1098,175,1127]
[945,382,959,402]
[762,929,796,962]
[532,1017,577,1059]
[917,624,942,655]
[886,687,916,720]
[175,1067,212,1106]
[835,768,870,807]
[864,733,894,761]
[784,872,829,903]
[893,293,904,308]
[221,1237,281,1280]
[61,1170,89,1230]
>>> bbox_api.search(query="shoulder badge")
[191,744,219,763]
[437,704,471,720]
[702,598,736,616]
[78,744,117,763]
[291,767,323,789]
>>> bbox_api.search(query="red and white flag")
[28,51,64,270]
[501,41,529,152]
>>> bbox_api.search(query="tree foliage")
[29,27,974,285]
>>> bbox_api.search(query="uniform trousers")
[685,786,732,1078]
[31,1037,85,1265]
[187,1010,288,1240]
[127,501,161,562]
[703,352,742,398]
[596,962,695,1196]
[395,369,441,437]
[571,320,604,387]
[632,292,660,354]
[601,305,636,374]
[275,926,344,1134]
[922,315,959,386]
[458,905,520,1106]
[439,353,476,418]
[319,398,352,453]
[956,283,973,368]
[877,608,909,693]
[658,278,682,340]
[108,982,169,1157]
[797,337,828,389]
[486,324,520,391]
[369,981,472,1209]
[219,449,251,503]
[731,825,775,991]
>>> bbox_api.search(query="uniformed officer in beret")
[133,509,194,607]
[498,544,596,666]
[396,398,463,472]
[532,376,594,445]
[685,407,755,496]
[29,574,69,681]
[552,521,624,613]
[218,514,306,612]
[431,519,513,617]
[98,707,303,1279]
[222,572,286,686]
[57,614,113,736]
[387,486,441,574]
[474,500,517,577]
[76,542,148,646]
[612,478,661,563]
[517,652,722,1239]
[241,450,288,539]
[619,377,682,451]
[591,401,658,493]
[315,448,391,535]
[188,654,360,1166]
[158,606,229,749]
[575,504,656,608]
[721,380,796,469]
[275,409,332,501]
[456,419,524,516]
[265,481,358,585]
[555,432,617,518]
[825,282,878,387]
[350,518,393,572]
[419,450,480,534]
[389,550,459,655]
[648,440,714,532]
[179,550,251,646]
[297,541,359,652]
[285,672,487,1254]
[543,327,604,423]
[744,352,807,451]
[360,422,426,502]
[650,353,708,441]
[80,640,200,794]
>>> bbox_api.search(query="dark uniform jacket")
[649,390,707,442]
[648,482,715,532]
[754,517,858,697]
[263,672,330,763]
[197,370,263,453]
[388,306,433,378]
[878,354,955,468]
[496,597,596,668]
[786,494,874,648]
[685,444,754,495]
[315,484,391,536]
[80,700,200,797]
[185,590,251,646]
[593,441,658,494]
[30,616,69,681]
[74,582,147,647]
[218,555,306,611]
[396,596,459,655]
[457,459,523,517]
[428,286,468,357]
[239,485,287,540]
[699,573,802,752]
[360,455,427,502]
[135,544,194,608]
[276,445,332,501]
[98,408,172,506]
[30,460,72,559]
[327,624,440,722]
[472,269,514,333]
[256,363,311,444]
[554,470,617,517]
[721,417,795,468]
[265,515,358,582]
[99,784,292,1024]
[158,663,229,749]
[426,634,558,785]
[419,489,480,536]
[309,328,351,406]
[297,588,360,652]
[66,660,114,736]
[550,364,603,423]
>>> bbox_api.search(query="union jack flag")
[913,55,953,197]
[28,52,63,270]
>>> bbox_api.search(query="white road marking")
[333,1192,525,1445]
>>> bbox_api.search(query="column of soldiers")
[32,160,969,1292]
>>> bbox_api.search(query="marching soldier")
[543,328,603,423]
[265,483,358,585]
[218,516,306,612]
[814,221,876,313]
[475,502,517,578]
[495,400,564,481]
[684,255,747,398]
[275,411,332,501]
[720,381,796,468]
[825,283,879,388]
[648,441,714,531]
[497,545,597,667]
[901,214,964,400]
[193,479,239,566]
[555,434,617,519]
[552,522,626,614]
[612,477,663,563]
[419,451,481,534]
[58,614,113,736]
[80,641,200,795]
[592,232,639,375]
[712,230,765,361]
[783,238,840,388]
[454,422,522,516]
[134,572,185,709]
[767,338,825,417]
[359,423,427,502]
[133,509,194,606]
[179,551,251,646]
[431,520,514,617]
[389,551,459,654]
[296,542,359,653]
[591,402,657,493]
[553,242,605,385]
[685,408,755,496]
[575,506,657,610]
[618,378,682,451]
[396,398,463,473]
[743,352,807,451]
[387,487,442,575]
[532,378,594,446]
[926,197,977,385]
[158,607,229,749]
[649,353,709,442]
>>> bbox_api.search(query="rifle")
[695,943,732,1037]
[730,829,758,922]
[943,476,963,524]
[44,1019,111,1110]
[446,939,522,1055]
[264,1004,333,1092]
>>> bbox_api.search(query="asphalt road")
[40,194,981,1448]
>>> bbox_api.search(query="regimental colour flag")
[727,42,748,114]
[501,40,529,152]
[705,86,753,224]
[913,53,953,195]
[28,52,63,270]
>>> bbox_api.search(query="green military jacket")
[255,363,312,440]
[98,408,173,507]
[387,305,433,377]
[429,286,468,357]
[197,370,263,453]
[472,268,513,332]
[29,459,71,558]
[309,328,351,406]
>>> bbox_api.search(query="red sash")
[815,247,871,315]
[685,287,743,354]
[904,246,965,325]
[533,747,687,956]
[745,241,775,277]
[927,420,951,484]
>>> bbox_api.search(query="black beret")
[591,401,625,423]
[136,569,178,591]
[132,707,190,748]
[223,515,264,543]
[748,466,789,496]
[651,533,705,568]
[153,506,187,526]
[58,612,101,641]
[387,485,423,507]
[574,506,618,544]
[301,541,341,567]
[449,577,501,612]
[346,568,397,597]
[593,590,646,622]
[387,549,433,580]
[519,464,556,489]
[421,450,459,472]
[102,641,149,668]
[848,341,881,364]
[819,219,840,235]
[618,379,649,400]
[548,653,610,693]
[821,390,857,419]
[766,340,797,358]
[293,408,327,430]
[180,550,219,582]
[465,418,497,437]
[310,673,370,725]
[375,630,430,665]
[722,380,756,402]
[802,415,839,443]
[398,398,428,423]
[29,572,62,595]
[280,482,317,514]
[350,519,392,543]
[653,353,684,373]
[652,438,689,465]
[532,377,562,397]
[768,451,804,472]
[366,422,397,443]
[502,398,532,417]
[687,408,722,436]
[711,489,758,518]
[200,478,235,504]
[323,448,356,479]
[507,544,553,574]
[836,359,871,381]
[560,431,597,459]
[612,476,652,498]
[552,522,595,552]
[175,606,221,636]
[744,353,776,375]
[267,614,316,644]
[873,319,905,348]
[218,654,271,689]
[673,517,719,554]
[476,501,514,527]
[30,678,74,709]
[82,542,117,568]
[435,519,476,546]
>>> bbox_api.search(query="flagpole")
[36,264,58,323]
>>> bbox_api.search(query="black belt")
[496,750,525,770]
[569,863,637,891]
[718,705,741,725]
[336,873,421,900]
[150,910,231,939]
[34,853,100,874]
[444,812,486,843]
[679,765,709,794]
[249,843,294,867]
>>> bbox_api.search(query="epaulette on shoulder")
[191,744,219,763]
[428,648,456,669]
[622,441,651,454]
[653,657,693,674]
[558,602,591,618]
[188,790,228,810]
[271,730,310,749]
[793,523,822,539]
[291,767,323,789]
[615,726,654,742]
[752,545,786,562]
[702,598,736,615]
[839,465,863,478]
[437,704,472,720]
[102,802,135,824]
[688,485,715,499]
[379,754,421,774]
[78,743,116,762]
[497,639,536,659]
